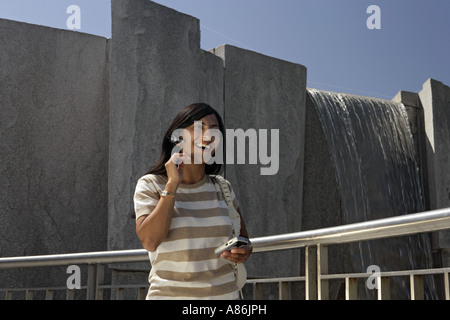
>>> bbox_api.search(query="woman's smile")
[194,142,212,150]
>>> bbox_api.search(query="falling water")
[308,89,436,299]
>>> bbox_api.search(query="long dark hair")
[147,103,225,176]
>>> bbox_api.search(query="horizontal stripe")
[164,225,232,242]
[134,201,229,221]
[147,290,239,300]
[174,206,228,218]
[157,247,218,262]
[135,198,230,212]
[134,198,158,209]
[151,256,231,273]
[154,181,216,194]
[171,190,223,202]
[134,192,158,203]
[170,215,231,229]
[134,207,155,220]
[136,189,227,203]
[134,200,157,211]
[156,237,229,254]
[148,280,237,298]
[152,267,235,288]
[174,199,228,210]
[154,264,233,282]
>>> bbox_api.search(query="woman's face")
[184,114,221,164]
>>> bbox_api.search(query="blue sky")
[1,0,449,99]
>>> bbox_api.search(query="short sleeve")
[133,175,160,221]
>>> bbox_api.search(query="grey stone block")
[0,19,109,288]
[0,19,109,256]
[392,90,420,108]
[211,44,307,278]
[108,0,224,253]
[419,79,450,261]
[419,79,450,211]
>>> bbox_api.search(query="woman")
[134,103,252,300]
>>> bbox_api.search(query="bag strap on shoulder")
[211,175,233,207]
[211,175,240,236]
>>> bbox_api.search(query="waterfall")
[308,89,436,299]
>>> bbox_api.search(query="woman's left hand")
[221,244,253,264]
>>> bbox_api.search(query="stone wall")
[211,44,306,278]
[0,19,109,290]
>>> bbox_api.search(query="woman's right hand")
[137,152,187,252]
[164,153,187,191]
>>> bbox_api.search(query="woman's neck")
[181,164,206,185]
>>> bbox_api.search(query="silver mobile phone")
[215,236,249,256]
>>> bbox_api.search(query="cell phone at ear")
[215,236,249,256]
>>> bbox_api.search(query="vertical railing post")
[410,274,424,300]
[278,281,290,300]
[45,290,54,300]
[305,246,317,300]
[444,272,449,300]
[252,283,263,300]
[86,264,97,300]
[95,264,105,300]
[25,290,33,300]
[345,277,358,300]
[5,291,13,300]
[66,289,74,300]
[377,277,390,300]
[138,287,147,300]
[317,244,329,300]
[116,287,125,300]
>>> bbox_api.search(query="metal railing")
[1,207,450,300]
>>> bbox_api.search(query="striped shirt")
[134,174,240,300]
